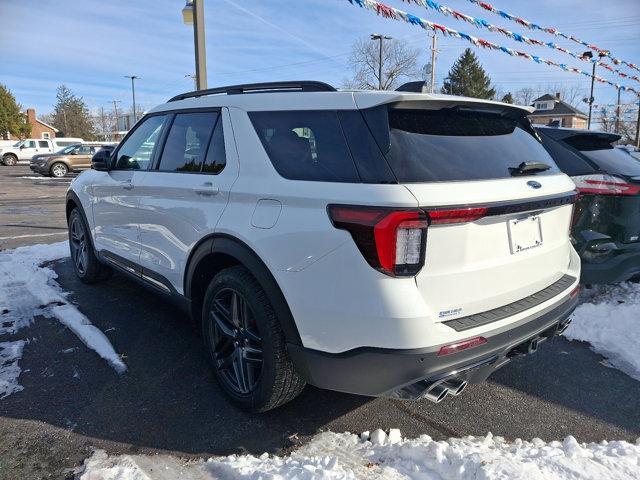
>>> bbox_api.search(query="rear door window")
[38,140,49,148]
[383,108,559,182]
[249,110,361,182]
[157,111,218,172]
[202,115,226,174]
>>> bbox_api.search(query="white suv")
[66,81,580,411]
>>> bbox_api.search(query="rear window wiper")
[509,161,552,176]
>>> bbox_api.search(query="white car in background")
[0,137,84,165]
[65,81,581,412]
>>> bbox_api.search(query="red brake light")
[328,206,428,276]
[437,336,487,356]
[427,207,489,225]
[572,174,640,196]
[569,285,581,298]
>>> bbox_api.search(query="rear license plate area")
[508,215,543,254]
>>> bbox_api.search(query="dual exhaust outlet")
[424,377,468,403]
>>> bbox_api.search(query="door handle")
[194,182,219,196]
[120,180,134,190]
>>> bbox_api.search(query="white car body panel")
[68,89,580,357]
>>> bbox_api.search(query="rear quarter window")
[383,108,560,182]
[249,110,361,183]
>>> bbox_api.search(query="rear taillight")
[327,205,428,276]
[572,174,640,196]
[427,207,488,225]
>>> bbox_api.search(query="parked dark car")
[536,126,640,284]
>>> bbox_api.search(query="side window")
[38,140,49,148]
[24,140,36,148]
[157,112,218,172]
[78,145,93,155]
[115,115,166,170]
[202,115,226,174]
[249,110,360,182]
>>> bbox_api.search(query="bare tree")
[514,87,536,106]
[344,38,421,90]
[542,83,587,108]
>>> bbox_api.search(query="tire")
[2,154,17,166]
[50,162,68,177]
[202,266,305,412]
[68,208,112,284]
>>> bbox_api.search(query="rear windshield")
[562,135,640,177]
[384,108,559,182]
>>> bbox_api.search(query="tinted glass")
[38,140,49,148]
[158,112,218,172]
[115,115,165,170]
[202,115,226,174]
[538,134,595,176]
[78,145,94,155]
[578,147,640,177]
[250,110,360,183]
[385,108,558,182]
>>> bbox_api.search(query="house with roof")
[4,108,59,141]
[528,93,588,129]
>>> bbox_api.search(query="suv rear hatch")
[356,97,577,322]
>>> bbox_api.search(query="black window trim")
[149,107,225,175]
[110,112,170,171]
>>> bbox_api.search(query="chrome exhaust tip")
[442,378,468,396]
[424,384,449,403]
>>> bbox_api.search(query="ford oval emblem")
[527,181,542,189]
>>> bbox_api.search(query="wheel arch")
[185,234,303,346]
[65,191,96,250]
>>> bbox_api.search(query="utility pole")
[371,34,392,90]
[429,33,437,94]
[183,0,208,90]
[635,99,640,149]
[111,100,121,139]
[615,88,621,135]
[583,50,608,130]
[125,76,139,123]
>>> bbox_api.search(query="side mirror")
[19,145,25,150]
[91,149,112,171]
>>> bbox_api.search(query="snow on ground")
[0,242,126,398]
[565,281,640,381]
[78,429,640,480]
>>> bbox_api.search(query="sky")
[0,0,639,124]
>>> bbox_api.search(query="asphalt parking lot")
[1,165,639,479]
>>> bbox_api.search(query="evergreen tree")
[441,49,495,99]
[0,85,31,139]
[51,85,95,139]
[501,92,514,104]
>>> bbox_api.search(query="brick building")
[528,93,588,129]
[5,109,59,140]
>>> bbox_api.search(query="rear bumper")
[581,248,640,284]
[288,293,578,398]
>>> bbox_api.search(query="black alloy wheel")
[209,287,263,395]
[69,214,89,275]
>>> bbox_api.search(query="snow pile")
[565,281,640,381]
[0,242,126,399]
[79,430,640,480]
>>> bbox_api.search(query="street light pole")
[429,33,437,94]
[371,34,391,90]
[615,87,621,134]
[183,0,208,90]
[125,75,139,123]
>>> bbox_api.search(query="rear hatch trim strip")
[425,191,577,217]
[442,274,577,332]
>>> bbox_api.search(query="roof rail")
[167,81,336,102]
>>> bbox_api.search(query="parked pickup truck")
[0,138,84,165]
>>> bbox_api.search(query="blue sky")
[1,0,639,121]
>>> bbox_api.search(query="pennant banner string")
[465,0,640,74]
[401,0,639,84]
[344,0,639,96]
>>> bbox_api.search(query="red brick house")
[5,109,59,140]
[528,93,588,129]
